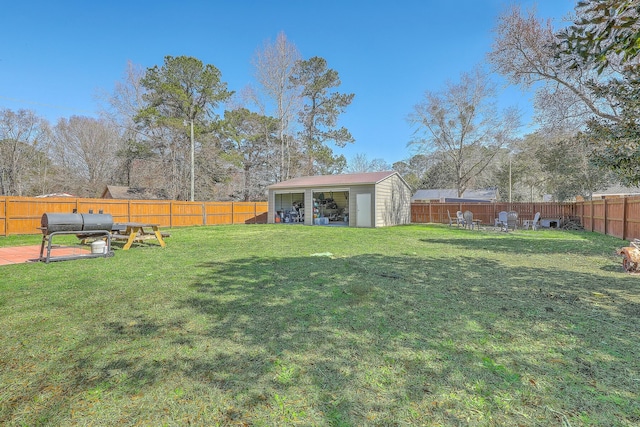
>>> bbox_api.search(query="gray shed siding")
[304,189,314,225]
[375,174,412,227]
[349,185,375,227]
[267,172,411,228]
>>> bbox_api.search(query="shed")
[267,171,412,227]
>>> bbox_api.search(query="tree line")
[0,33,357,200]
[399,0,640,202]
[2,1,638,202]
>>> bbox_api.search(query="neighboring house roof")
[412,189,457,201]
[592,185,640,198]
[101,185,169,200]
[267,171,408,189]
[412,188,497,202]
[35,193,75,198]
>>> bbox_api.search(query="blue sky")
[1,1,577,166]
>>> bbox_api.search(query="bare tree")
[489,4,640,186]
[252,31,302,181]
[98,61,156,187]
[488,5,621,130]
[99,61,147,128]
[346,153,390,173]
[48,116,123,197]
[0,109,49,196]
[408,68,520,197]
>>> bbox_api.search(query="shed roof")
[268,171,406,189]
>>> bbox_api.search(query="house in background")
[101,185,169,200]
[591,185,640,199]
[267,171,412,228]
[411,188,498,203]
[35,193,75,198]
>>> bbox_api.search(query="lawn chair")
[496,211,508,231]
[523,212,541,230]
[507,211,518,231]
[463,210,474,229]
[456,211,466,228]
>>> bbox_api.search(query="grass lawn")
[1,224,639,426]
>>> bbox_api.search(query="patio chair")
[463,210,474,229]
[523,212,541,230]
[456,211,466,228]
[507,211,518,231]
[496,211,508,231]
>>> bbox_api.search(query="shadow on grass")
[422,232,623,257]
[173,254,638,424]
[4,252,639,425]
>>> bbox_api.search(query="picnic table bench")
[111,222,169,250]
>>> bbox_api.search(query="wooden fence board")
[411,202,576,228]
[205,202,233,225]
[0,197,269,236]
[0,198,5,236]
[3,195,640,241]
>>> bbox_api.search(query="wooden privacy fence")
[411,202,576,228]
[4,196,640,241]
[575,197,640,241]
[0,197,268,236]
[412,198,640,241]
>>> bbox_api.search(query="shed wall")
[305,189,314,225]
[348,185,375,227]
[267,173,411,228]
[375,175,412,227]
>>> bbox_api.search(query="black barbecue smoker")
[39,212,115,263]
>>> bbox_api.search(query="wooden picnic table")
[112,222,167,250]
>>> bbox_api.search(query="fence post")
[603,198,608,236]
[2,197,6,236]
[254,202,257,224]
[231,202,235,225]
[622,197,628,241]
[4,197,8,236]
[169,201,174,228]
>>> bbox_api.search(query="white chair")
[463,210,474,229]
[507,211,518,231]
[456,211,466,228]
[496,211,508,231]
[524,212,541,230]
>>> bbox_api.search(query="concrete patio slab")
[0,245,91,265]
